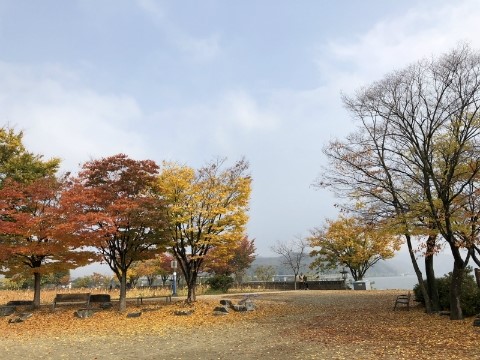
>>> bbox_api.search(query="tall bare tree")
[319,44,480,319]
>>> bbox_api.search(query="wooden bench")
[393,291,411,310]
[0,306,16,317]
[89,294,112,309]
[52,293,91,310]
[136,295,172,305]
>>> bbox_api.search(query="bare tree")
[319,44,480,320]
[271,237,309,290]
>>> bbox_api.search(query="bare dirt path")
[1,290,478,359]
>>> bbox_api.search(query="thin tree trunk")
[33,271,41,309]
[119,271,127,312]
[406,235,432,313]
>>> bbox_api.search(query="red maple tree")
[60,154,167,311]
[0,176,95,307]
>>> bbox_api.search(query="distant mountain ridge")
[249,256,400,278]
[250,249,457,279]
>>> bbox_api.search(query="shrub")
[206,275,234,293]
[413,268,480,317]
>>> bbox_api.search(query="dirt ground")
[1,290,478,359]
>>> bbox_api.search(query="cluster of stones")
[213,298,256,316]
[1,306,33,324]
[1,301,34,323]
[8,312,33,323]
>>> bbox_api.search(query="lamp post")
[340,268,349,289]
[171,259,178,296]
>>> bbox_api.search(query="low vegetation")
[413,269,480,317]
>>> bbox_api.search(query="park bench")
[0,305,16,317]
[7,300,34,306]
[136,295,172,305]
[89,294,112,309]
[52,293,91,310]
[393,291,411,310]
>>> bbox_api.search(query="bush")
[206,275,234,293]
[413,268,480,317]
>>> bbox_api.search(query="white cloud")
[0,62,147,173]
[144,89,281,166]
[317,0,480,91]
[220,91,278,131]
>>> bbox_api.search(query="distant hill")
[249,255,406,278]
[249,248,458,280]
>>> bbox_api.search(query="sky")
[1,0,480,264]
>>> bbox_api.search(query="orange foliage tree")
[0,177,94,307]
[155,252,175,286]
[0,126,87,307]
[60,154,167,311]
[129,253,173,287]
[205,236,256,285]
[309,215,402,281]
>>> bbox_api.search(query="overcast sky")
[1,0,480,259]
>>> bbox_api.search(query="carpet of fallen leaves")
[1,289,479,359]
[0,296,268,340]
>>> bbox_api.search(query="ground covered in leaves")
[0,290,478,359]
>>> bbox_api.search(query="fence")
[242,280,346,290]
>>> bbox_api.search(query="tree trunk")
[425,253,440,312]
[425,234,440,311]
[33,271,41,309]
[449,261,464,320]
[119,271,127,312]
[405,235,432,313]
[186,271,197,302]
[351,268,359,281]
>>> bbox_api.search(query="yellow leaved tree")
[309,215,402,281]
[156,158,251,302]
